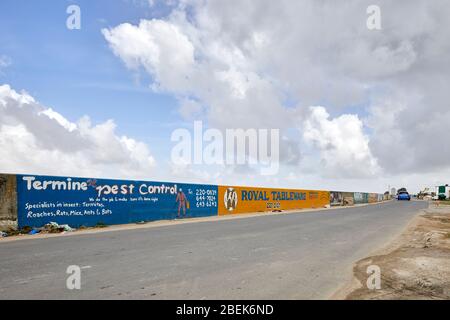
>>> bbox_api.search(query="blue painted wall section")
[17,174,218,228]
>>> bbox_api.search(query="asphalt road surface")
[0,200,427,299]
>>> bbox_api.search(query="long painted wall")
[0,174,387,229]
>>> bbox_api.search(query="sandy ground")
[334,202,450,300]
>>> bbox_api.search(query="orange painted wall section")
[218,186,330,215]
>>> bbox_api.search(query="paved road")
[0,200,427,299]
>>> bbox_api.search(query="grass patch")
[95,221,108,228]
[6,228,20,236]
[20,226,32,234]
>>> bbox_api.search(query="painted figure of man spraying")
[176,188,187,218]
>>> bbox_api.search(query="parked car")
[398,192,411,201]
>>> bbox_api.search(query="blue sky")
[0,0,181,157]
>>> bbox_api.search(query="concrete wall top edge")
[2,173,385,196]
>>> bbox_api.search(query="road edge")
[0,200,392,243]
[329,201,429,299]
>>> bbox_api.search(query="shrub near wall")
[218,186,330,215]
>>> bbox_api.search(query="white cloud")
[303,106,380,178]
[0,84,156,179]
[40,108,77,132]
[178,98,203,120]
[0,55,11,70]
[102,19,195,94]
[101,0,450,190]
[102,12,290,131]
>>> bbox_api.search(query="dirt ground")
[338,202,450,300]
